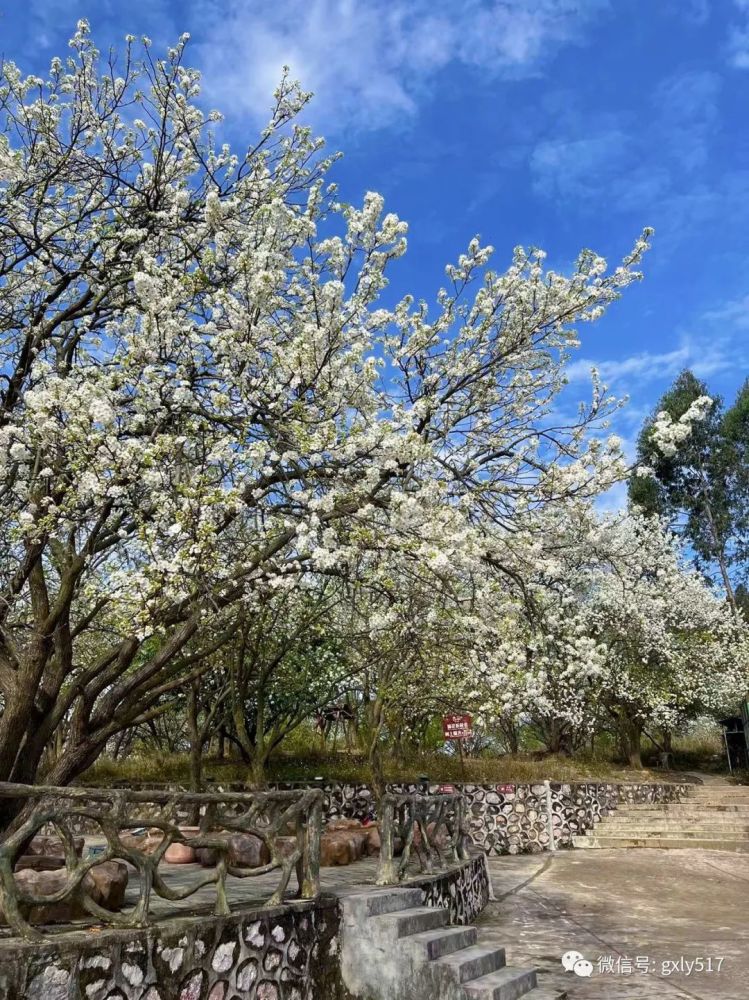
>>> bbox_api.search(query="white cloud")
[530,130,629,200]
[565,331,738,388]
[676,0,711,25]
[528,68,721,212]
[702,293,749,330]
[728,0,749,67]
[193,0,609,132]
[651,70,721,175]
[565,345,691,385]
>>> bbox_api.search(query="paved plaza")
[478,849,749,1000]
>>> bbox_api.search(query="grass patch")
[81,748,685,788]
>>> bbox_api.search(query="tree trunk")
[368,739,386,804]
[0,734,102,837]
[628,737,642,769]
[392,726,406,767]
[621,713,643,769]
[544,717,565,754]
[698,475,737,615]
[250,754,268,789]
[186,682,203,824]
[112,729,129,761]
[361,696,386,804]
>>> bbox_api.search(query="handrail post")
[376,795,398,885]
[300,790,322,899]
[456,795,469,861]
[544,780,555,852]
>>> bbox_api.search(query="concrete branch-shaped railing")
[0,781,323,940]
[376,791,470,885]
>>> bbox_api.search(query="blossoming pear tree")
[588,512,746,767]
[475,507,747,766]
[0,23,650,809]
[469,503,610,754]
[340,541,513,798]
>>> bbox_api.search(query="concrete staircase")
[573,784,749,851]
[340,887,564,1000]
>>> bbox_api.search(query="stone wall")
[272,779,690,855]
[0,897,349,1000]
[409,852,490,924]
[274,779,691,856]
[463,780,690,855]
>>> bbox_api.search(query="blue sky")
[4,1,749,508]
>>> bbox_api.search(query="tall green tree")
[629,369,749,612]
[721,378,749,575]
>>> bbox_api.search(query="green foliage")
[722,378,749,571]
[630,371,729,556]
[629,368,749,596]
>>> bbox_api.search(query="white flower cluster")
[472,506,747,746]
[650,395,713,458]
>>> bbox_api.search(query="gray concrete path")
[477,850,749,1000]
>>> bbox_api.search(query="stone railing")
[0,781,322,940]
[376,791,470,885]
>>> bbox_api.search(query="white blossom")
[650,395,713,458]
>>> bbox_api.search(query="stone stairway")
[340,887,565,1000]
[573,783,749,851]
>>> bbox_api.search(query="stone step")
[595,827,749,838]
[602,816,749,827]
[678,790,749,798]
[372,905,449,938]
[626,802,749,812]
[435,944,506,983]
[601,813,749,823]
[407,924,479,959]
[462,965,537,999]
[522,990,567,1000]
[691,787,749,793]
[605,811,749,821]
[599,806,749,823]
[689,796,749,804]
[573,834,749,851]
[616,812,749,823]
[690,794,749,799]
[345,887,423,918]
